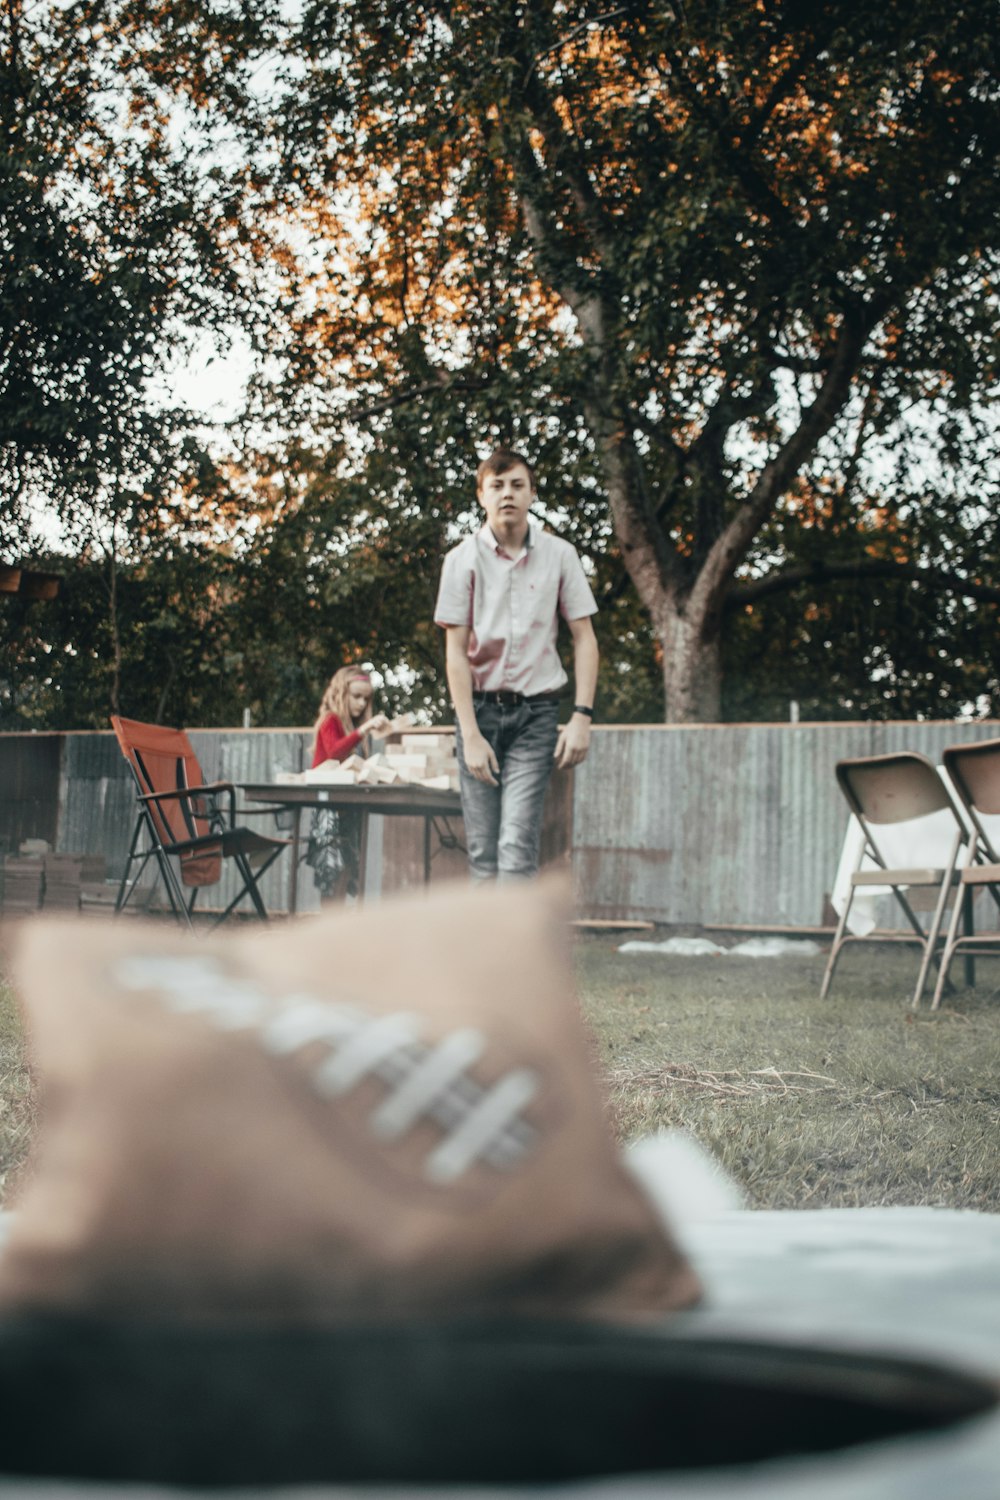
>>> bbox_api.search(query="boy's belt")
[472,690,561,706]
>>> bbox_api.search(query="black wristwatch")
[573,705,594,718]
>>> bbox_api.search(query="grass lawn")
[578,933,1000,1213]
[0,931,997,1214]
[0,978,36,1207]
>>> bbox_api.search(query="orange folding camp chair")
[820,751,970,1007]
[929,737,1000,1009]
[111,716,288,929]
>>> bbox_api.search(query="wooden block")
[401,734,453,752]
[303,765,356,784]
[383,753,452,774]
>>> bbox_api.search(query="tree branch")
[642,37,808,251]
[517,67,615,261]
[524,8,629,83]
[341,373,486,424]
[729,558,1000,609]
[727,302,878,546]
[683,296,891,625]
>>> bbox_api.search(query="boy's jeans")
[455,700,561,880]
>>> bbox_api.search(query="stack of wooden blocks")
[300,730,460,792]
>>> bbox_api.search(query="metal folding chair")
[111,716,289,929]
[929,737,1000,1009]
[820,752,970,1007]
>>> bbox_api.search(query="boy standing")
[434,448,599,880]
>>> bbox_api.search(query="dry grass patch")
[575,932,1000,1213]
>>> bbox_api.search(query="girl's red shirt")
[312,713,362,768]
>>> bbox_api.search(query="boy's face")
[478,462,534,536]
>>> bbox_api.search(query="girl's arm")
[312,714,363,767]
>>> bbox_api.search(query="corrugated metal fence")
[2,720,997,927]
[45,728,468,915]
[573,720,1000,927]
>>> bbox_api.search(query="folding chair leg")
[116,850,156,914]
[962,888,975,990]
[930,882,971,1011]
[207,846,285,929]
[159,852,196,930]
[911,876,959,1009]
[819,898,853,999]
[237,854,269,921]
[115,816,152,913]
[116,815,192,929]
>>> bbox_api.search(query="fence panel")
[5,720,998,926]
[573,721,1000,928]
[0,733,62,855]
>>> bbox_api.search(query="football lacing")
[114,954,540,1182]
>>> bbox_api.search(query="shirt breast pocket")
[522,575,560,634]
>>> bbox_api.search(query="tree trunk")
[106,543,122,719]
[588,409,728,723]
[655,601,723,723]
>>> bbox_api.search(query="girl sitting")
[306,667,391,901]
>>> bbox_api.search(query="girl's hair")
[311,666,373,750]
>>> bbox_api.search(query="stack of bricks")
[79,870,120,916]
[45,853,108,912]
[0,855,45,914]
[0,846,109,915]
[42,854,84,911]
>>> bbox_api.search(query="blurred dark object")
[0,1317,991,1487]
[0,568,61,601]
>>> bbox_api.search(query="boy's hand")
[463,730,500,785]
[554,715,591,769]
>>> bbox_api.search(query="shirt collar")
[481,519,535,556]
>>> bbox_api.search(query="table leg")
[963,885,975,989]
[289,806,302,916]
[358,810,370,903]
[423,814,432,884]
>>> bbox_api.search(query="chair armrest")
[137,783,237,825]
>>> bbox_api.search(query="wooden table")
[239,781,464,912]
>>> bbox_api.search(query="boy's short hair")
[476,447,535,493]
